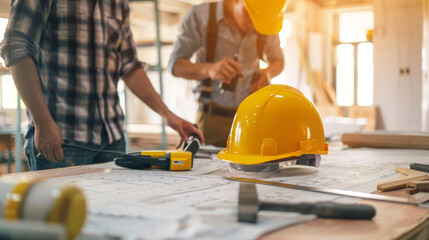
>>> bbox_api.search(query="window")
[279,19,292,49]
[335,11,374,106]
[0,18,7,67]
[0,18,25,110]
[1,75,22,109]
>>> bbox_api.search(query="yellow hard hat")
[218,85,328,165]
[243,0,288,35]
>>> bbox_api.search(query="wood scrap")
[377,167,429,191]
[341,131,429,149]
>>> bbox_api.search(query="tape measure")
[114,150,193,171]
[0,178,86,240]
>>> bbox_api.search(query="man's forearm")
[172,58,212,80]
[263,59,284,80]
[10,57,54,127]
[123,67,172,119]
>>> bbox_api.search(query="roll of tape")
[21,182,58,221]
[4,180,35,220]
[46,185,86,240]
[1,179,86,240]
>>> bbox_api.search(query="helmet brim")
[218,148,328,165]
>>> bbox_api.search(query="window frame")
[333,8,374,107]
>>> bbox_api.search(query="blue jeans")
[24,126,126,171]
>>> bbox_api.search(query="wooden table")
[2,159,429,240]
[260,195,429,240]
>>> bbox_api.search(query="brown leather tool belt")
[198,104,237,118]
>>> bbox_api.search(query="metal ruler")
[225,177,429,208]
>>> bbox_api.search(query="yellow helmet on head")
[218,85,328,168]
[243,0,289,35]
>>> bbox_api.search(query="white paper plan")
[47,147,429,240]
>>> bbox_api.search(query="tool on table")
[410,162,429,173]
[62,143,194,171]
[183,134,201,156]
[377,167,429,191]
[238,183,376,223]
[406,180,429,194]
[183,124,202,156]
[114,150,193,171]
[225,177,429,208]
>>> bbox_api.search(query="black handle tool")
[183,124,201,156]
[238,183,376,223]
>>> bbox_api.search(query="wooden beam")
[0,0,10,18]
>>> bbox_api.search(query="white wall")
[281,0,323,101]
[373,0,423,130]
[423,0,429,131]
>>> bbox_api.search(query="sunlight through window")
[336,11,374,106]
[357,43,373,106]
[339,11,374,43]
[0,18,8,67]
[0,18,24,109]
[336,44,354,106]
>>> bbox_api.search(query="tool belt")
[198,103,237,118]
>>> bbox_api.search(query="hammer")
[238,183,376,223]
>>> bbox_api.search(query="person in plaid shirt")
[0,0,204,170]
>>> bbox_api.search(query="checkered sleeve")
[0,0,51,67]
[119,1,145,77]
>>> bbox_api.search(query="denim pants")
[24,126,126,171]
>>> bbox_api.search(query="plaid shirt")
[0,0,143,145]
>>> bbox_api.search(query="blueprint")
[48,147,429,240]
[58,160,314,240]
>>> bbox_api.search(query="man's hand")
[249,69,270,93]
[34,120,64,163]
[208,57,242,84]
[163,113,205,148]
[10,57,65,163]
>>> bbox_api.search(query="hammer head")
[238,183,260,223]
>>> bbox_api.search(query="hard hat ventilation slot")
[261,138,277,156]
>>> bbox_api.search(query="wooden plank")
[314,71,337,105]
[377,167,429,191]
[341,131,429,149]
